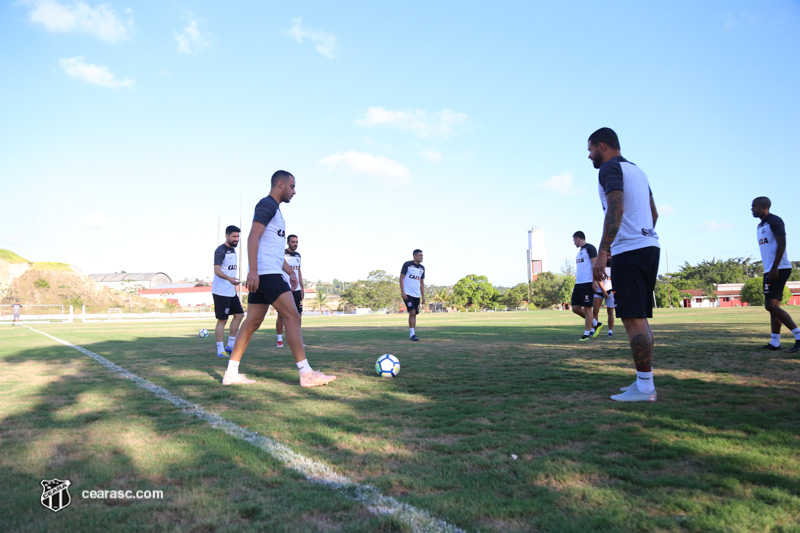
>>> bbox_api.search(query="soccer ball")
[199,328,209,338]
[375,354,400,378]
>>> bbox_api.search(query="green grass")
[1,308,799,532]
[30,262,73,271]
[0,249,30,263]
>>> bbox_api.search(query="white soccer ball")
[199,328,209,338]
[375,354,400,378]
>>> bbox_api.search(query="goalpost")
[107,308,123,320]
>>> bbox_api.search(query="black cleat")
[409,335,420,341]
[789,340,800,354]
[761,343,781,351]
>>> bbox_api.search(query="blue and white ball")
[375,354,400,378]
[199,328,209,338]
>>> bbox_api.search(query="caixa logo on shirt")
[759,238,769,245]
[277,229,285,237]
[641,228,656,237]
[408,274,421,280]
[227,265,237,271]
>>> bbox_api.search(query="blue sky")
[1,1,798,287]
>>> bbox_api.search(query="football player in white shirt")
[592,253,615,338]
[223,171,335,387]
[400,250,426,341]
[589,127,660,402]
[571,231,602,341]
[751,197,800,353]
[212,225,244,356]
[276,234,304,347]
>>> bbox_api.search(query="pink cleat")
[299,370,336,387]
[276,340,284,348]
[222,373,256,385]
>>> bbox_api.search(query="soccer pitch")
[1,308,799,532]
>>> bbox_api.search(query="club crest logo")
[41,478,71,513]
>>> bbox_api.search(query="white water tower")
[527,227,548,282]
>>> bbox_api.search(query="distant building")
[89,272,172,291]
[681,281,800,308]
[527,227,547,282]
[138,286,213,307]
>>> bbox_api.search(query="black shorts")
[611,246,660,319]
[764,269,791,301]
[213,294,244,320]
[404,296,421,313]
[571,283,595,308]
[247,274,291,307]
[292,290,303,314]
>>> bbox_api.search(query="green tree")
[428,287,452,311]
[315,291,328,312]
[654,276,687,308]
[500,283,529,308]
[741,277,791,306]
[340,270,401,310]
[528,272,570,309]
[740,278,764,306]
[452,274,498,309]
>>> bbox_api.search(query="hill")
[0,250,161,313]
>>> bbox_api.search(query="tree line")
[331,257,800,312]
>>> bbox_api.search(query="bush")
[741,277,791,306]
[34,278,50,289]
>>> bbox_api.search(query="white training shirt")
[757,214,792,271]
[212,244,238,297]
[575,244,597,284]
[598,156,660,254]
[282,250,302,291]
[253,196,287,275]
[400,261,425,298]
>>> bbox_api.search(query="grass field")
[1,308,799,532]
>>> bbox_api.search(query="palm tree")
[315,291,328,313]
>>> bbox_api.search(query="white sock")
[636,371,654,393]
[296,359,312,373]
[226,360,240,375]
[227,335,236,347]
[608,330,613,334]
[770,333,781,347]
[216,342,224,354]
[592,319,598,327]
[791,328,800,341]
[409,328,415,337]
[277,334,283,342]
[584,330,591,336]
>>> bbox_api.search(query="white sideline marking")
[26,326,465,533]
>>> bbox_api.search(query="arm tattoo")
[599,190,623,253]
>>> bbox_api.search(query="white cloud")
[27,0,131,43]
[536,172,584,196]
[420,150,443,163]
[174,19,211,55]
[659,204,675,215]
[59,56,134,89]
[357,107,469,140]
[701,221,734,232]
[80,212,110,229]
[320,151,410,187]
[287,17,338,59]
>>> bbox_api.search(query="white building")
[89,272,172,291]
